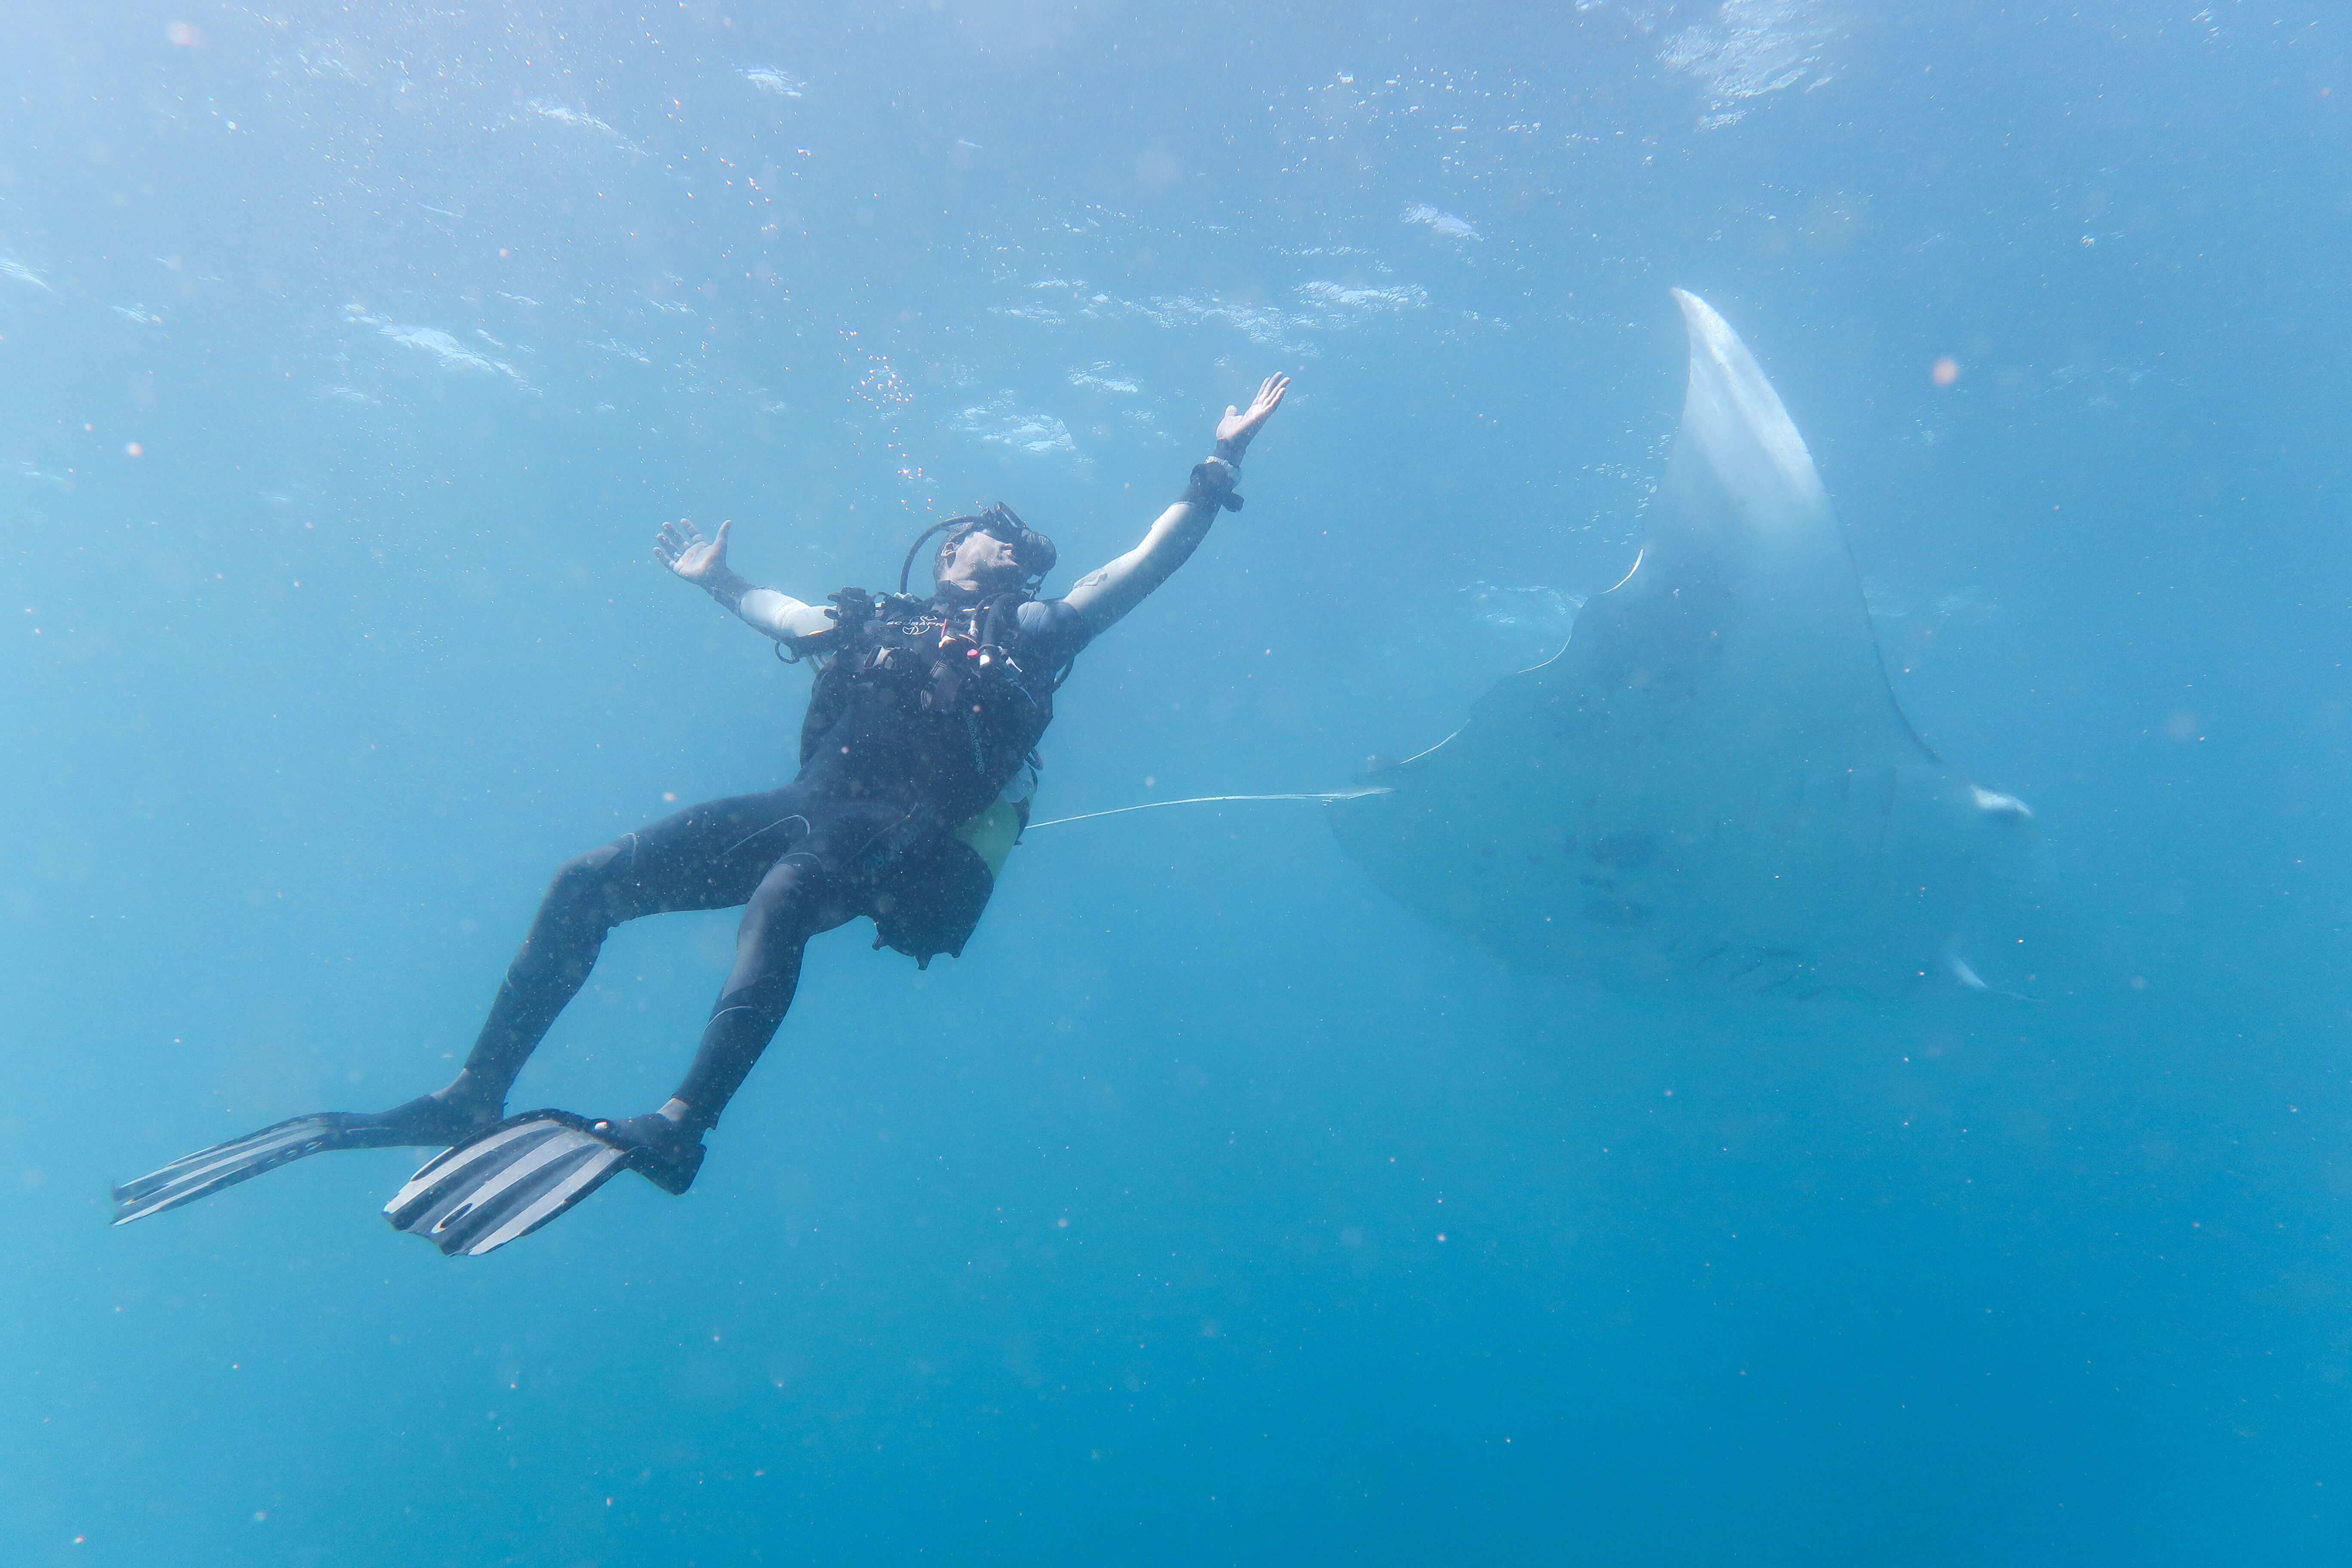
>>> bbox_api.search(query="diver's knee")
[742,858,825,931]
[545,842,625,909]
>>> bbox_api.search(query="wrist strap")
[705,568,750,612]
[1182,456,1244,513]
[1213,436,1245,464]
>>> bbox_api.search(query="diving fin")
[382,1110,704,1257]
[111,1097,489,1226]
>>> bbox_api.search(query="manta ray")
[1327,291,2034,999]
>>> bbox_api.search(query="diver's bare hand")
[654,518,732,585]
[1215,374,1289,459]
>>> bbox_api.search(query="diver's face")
[941,529,1024,591]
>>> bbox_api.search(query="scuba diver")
[112,373,1290,1256]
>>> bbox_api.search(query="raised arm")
[653,519,837,649]
[1061,374,1289,637]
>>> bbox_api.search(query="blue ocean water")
[6,1,2349,1561]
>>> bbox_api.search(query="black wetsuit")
[447,591,1092,1134]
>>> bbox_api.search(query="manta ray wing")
[1329,291,2030,998]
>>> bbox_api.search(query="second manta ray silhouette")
[1329,291,2036,999]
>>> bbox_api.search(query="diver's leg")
[436,838,646,1116]
[677,851,855,1126]
[383,836,868,1253]
[122,790,823,1232]
[442,791,815,1115]
[598,851,855,1187]
[115,822,728,1225]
